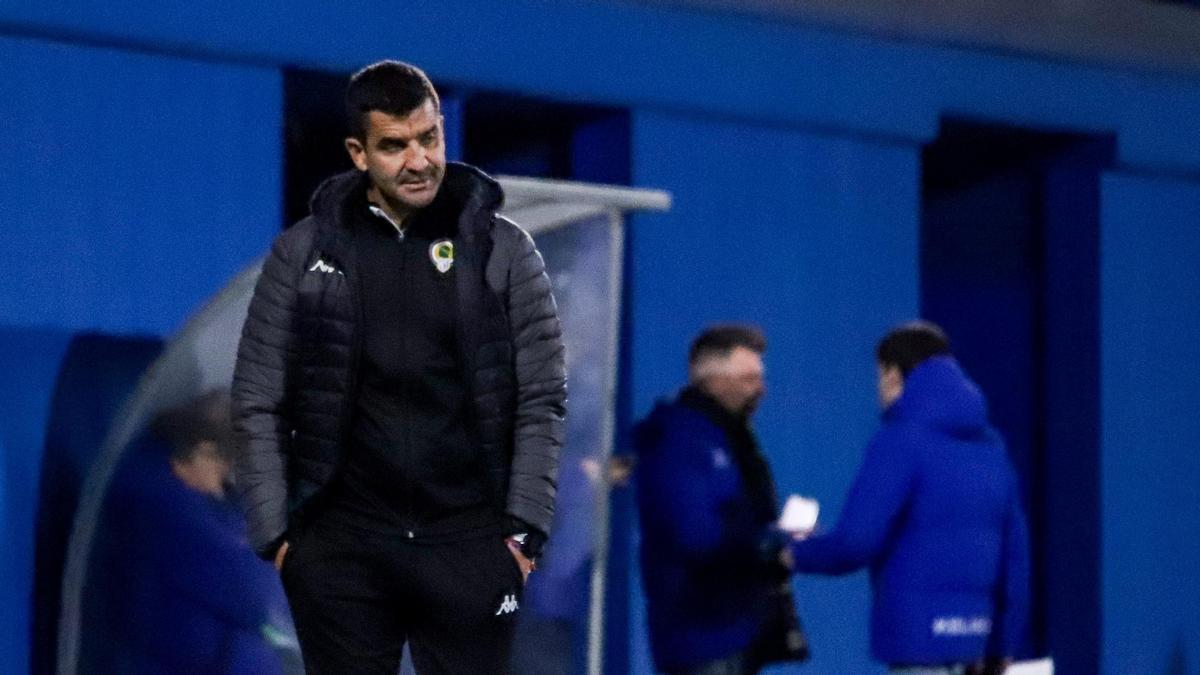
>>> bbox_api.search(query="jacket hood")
[884,356,989,438]
[634,399,676,457]
[307,162,504,237]
[634,391,700,457]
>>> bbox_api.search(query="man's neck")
[366,185,413,230]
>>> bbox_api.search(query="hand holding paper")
[778,495,820,539]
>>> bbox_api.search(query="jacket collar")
[308,162,504,247]
[678,385,750,431]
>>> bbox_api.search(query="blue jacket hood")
[633,400,672,456]
[634,396,701,458]
[885,356,989,438]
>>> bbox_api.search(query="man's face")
[345,99,446,220]
[170,440,232,498]
[877,362,904,410]
[702,346,766,417]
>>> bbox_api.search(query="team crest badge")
[430,239,454,273]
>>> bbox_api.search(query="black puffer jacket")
[231,163,566,558]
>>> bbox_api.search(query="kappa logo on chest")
[307,258,343,276]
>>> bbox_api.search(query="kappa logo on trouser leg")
[494,594,519,616]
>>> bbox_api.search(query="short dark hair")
[148,390,233,463]
[689,324,767,365]
[345,60,440,140]
[876,320,951,377]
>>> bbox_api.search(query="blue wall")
[2,2,1200,672]
[0,35,281,336]
[0,34,281,673]
[1101,174,1200,675]
[7,1,1200,169]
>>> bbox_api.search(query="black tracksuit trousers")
[280,517,525,674]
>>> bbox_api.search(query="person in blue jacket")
[635,325,807,675]
[86,391,295,674]
[787,321,1030,674]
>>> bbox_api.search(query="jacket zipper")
[399,236,416,538]
[368,206,417,539]
[369,205,406,242]
[332,245,363,498]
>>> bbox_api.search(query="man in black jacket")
[231,61,566,674]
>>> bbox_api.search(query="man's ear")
[345,136,368,171]
[884,365,903,387]
[883,365,905,394]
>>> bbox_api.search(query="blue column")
[1100,172,1200,673]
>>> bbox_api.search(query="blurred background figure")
[633,325,807,675]
[83,390,298,674]
[787,321,1029,675]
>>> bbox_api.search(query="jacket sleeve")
[160,502,277,630]
[501,222,567,538]
[231,229,302,559]
[789,426,917,575]
[988,474,1031,658]
[635,417,768,569]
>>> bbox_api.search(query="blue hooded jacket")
[789,356,1029,665]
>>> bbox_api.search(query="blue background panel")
[0,34,283,673]
[1100,173,1200,675]
[7,2,1200,171]
[0,35,281,336]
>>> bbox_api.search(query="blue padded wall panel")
[0,35,281,336]
[1100,173,1200,674]
[628,110,920,674]
[6,2,1200,172]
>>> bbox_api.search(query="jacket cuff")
[505,516,547,559]
[255,532,288,562]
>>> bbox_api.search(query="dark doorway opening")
[282,68,350,227]
[462,91,629,185]
[921,118,1115,674]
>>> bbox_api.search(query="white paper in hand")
[1005,658,1054,675]
[778,495,820,536]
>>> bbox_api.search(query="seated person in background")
[87,390,294,674]
[634,325,807,675]
[786,321,1029,675]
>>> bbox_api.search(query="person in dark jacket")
[634,325,807,675]
[231,60,566,674]
[787,321,1030,674]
